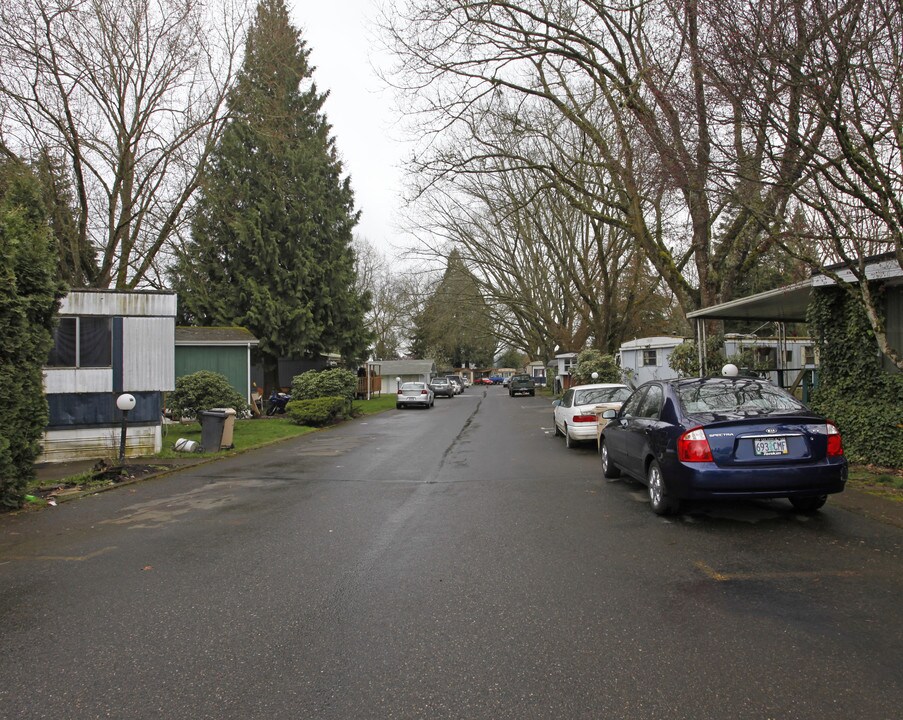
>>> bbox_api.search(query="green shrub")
[571,348,620,385]
[168,370,248,419]
[291,368,356,400]
[668,337,725,378]
[287,396,347,426]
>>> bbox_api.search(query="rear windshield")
[574,387,631,405]
[401,383,425,392]
[677,380,806,414]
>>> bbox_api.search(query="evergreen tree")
[412,250,497,368]
[171,0,370,387]
[0,157,65,508]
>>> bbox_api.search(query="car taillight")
[572,415,596,423]
[678,427,713,462]
[397,389,403,395]
[827,421,844,456]
[421,389,428,395]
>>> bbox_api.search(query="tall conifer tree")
[172,0,370,387]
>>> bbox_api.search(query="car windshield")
[677,380,806,414]
[401,383,424,392]
[574,387,631,405]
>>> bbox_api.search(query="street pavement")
[2,387,902,719]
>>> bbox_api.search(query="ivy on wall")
[807,285,903,467]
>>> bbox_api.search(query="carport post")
[697,319,707,376]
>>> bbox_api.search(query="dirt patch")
[32,460,169,500]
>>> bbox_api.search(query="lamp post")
[116,393,136,463]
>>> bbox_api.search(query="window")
[561,389,574,408]
[637,385,663,418]
[47,317,112,368]
[620,388,646,417]
[642,349,658,366]
[562,357,577,373]
[802,345,816,366]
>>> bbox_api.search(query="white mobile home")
[41,290,176,463]
[618,337,685,386]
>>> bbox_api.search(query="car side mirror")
[602,409,617,419]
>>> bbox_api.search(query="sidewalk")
[30,455,903,528]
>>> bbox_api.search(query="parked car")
[396,382,435,409]
[490,375,504,385]
[430,377,456,398]
[553,384,632,448]
[474,377,493,385]
[599,377,847,515]
[508,374,536,397]
[446,376,464,394]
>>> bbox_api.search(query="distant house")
[526,360,546,385]
[618,336,685,386]
[552,352,579,392]
[175,327,259,404]
[41,290,176,463]
[375,359,438,394]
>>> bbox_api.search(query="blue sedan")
[599,377,847,515]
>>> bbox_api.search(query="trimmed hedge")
[808,286,903,467]
[287,396,347,427]
[0,160,65,510]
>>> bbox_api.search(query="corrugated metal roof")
[175,327,259,345]
[374,359,437,376]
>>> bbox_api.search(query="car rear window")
[574,387,631,405]
[401,383,424,392]
[677,380,806,414]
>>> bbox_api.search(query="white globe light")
[116,393,137,411]
[721,363,739,377]
[591,372,599,380]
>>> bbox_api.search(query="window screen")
[79,317,112,367]
[47,318,77,367]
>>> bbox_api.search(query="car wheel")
[789,495,827,513]
[554,418,562,436]
[647,460,677,515]
[565,427,574,449]
[529,390,534,396]
[600,440,621,479]
[396,404,403,409]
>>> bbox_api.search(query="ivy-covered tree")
[171,0,370,387]
[34,149,98,287]
[0,157,65,508]
[411,250,497,368]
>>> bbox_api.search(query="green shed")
[175,327,259,402]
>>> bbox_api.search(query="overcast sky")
[289,1,411,258]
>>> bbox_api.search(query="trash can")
[199,410,228,452]
[210,407,237,449]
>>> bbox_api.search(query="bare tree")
[382,0,836,315]
[0,0,249,288]
[353,237,424,359]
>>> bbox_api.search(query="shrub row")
[287,396,347,427]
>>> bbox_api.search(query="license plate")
[754,437,788,456]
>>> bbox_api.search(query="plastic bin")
[210,407,237,449]
[199,410,228,452]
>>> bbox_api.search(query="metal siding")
[112,316,123,392]
[123,317,175,391]
[60,291,177,317]
[47,391,162,428]
[39,425,161,463]
[174,346,249,398]
[43,368,112,394]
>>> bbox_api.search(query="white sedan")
[396,382,435,409]
[553,383,632,448]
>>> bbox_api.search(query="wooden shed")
[175,327,259,403]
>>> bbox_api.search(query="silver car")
[396,382,435,409]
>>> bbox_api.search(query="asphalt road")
[1,387,901,719]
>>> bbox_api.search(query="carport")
[686,280,812,382]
